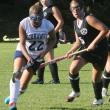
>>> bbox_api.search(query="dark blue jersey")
[74,15,108,69]
[74,15,107,49]
[43,5,57,27]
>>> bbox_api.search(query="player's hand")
[25,57,35,70]
[28,57,35,66]
[27,55,41,66]
[27,56,32,63]
[65,52,73,59]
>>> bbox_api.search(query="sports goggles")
[29,15,43,22]
[70,5,80,12]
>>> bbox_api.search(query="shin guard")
[69,73,80,92]
[49,63,59,81]
[102,70,110,89]
[92,81,102,100]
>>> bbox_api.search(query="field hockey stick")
[40,48,87,68]
[3,35,19,42]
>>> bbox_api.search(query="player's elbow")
[106,30,110,38]
[58,20,64,28]
[101,28,109,38]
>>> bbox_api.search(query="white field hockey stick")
[40,48,87,68]
[3,35,19,42]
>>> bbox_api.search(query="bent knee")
[69,65,79,74]
[12,71,21,82]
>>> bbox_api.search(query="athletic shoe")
[102,87,108,97]
[92,99,103,105]
[9,102,17,110]
[48,80,60,84]
[31,79,44,84]
[4,96,10,104]
[66,91,80,102]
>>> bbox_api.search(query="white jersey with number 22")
[20,17,54,57]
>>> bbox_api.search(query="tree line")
[0,0,110,42]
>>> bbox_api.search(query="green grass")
[0,42,110,110]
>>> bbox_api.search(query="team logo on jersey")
[43,12,47,17]
[27,33,48,40]
[79,37,85,45]
[80,28,87,35]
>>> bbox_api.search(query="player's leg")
[102,52,110,97]
[32,49,60,84]
[31,61,45,84]
[20,69,33,92]
[92,65,103,105]
[91,47,108,105]
[67,55,87,102]
[46,50,60,84]
[20,59,41,92]
[5,51,26,110]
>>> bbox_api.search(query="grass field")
[0,42,110,110]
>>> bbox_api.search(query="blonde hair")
[29,2,42,16]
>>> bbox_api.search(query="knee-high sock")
[92,81,102,100]
[49,63,59,81]
[37,66,45,81]
[69,73,80,92]
[102,70,110,89]
[9,78,20,104]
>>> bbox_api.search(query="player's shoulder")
[85,14,96,21]
[42,19,54,31]
[20,17,30,24]
[42,18,51,24]
[42,19,54,27]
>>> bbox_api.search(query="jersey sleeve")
[20,17,28,30]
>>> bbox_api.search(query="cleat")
[92,99,103,105]
[9,102,17,110]
[31,79,44,84]
[4,96,10,104]
[102,88,108,97]
[48,80,60,84]
[66,91,80,102]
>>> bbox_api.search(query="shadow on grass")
[36,81,91,85]
[46,69,91,72]
[42,105,110,110]
[42,107,88,110]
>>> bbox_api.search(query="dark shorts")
[26,60,44,75]
[107,38,110,52]
[53,32,59,48]
[80,41,108,70]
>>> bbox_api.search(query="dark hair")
[70,0,90,14]
[38,0,53,7]
[70,0,84,9]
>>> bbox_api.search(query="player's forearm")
[67,42,81,54]
[92,30,108,46]
[47,38,56,52]
[20,43,30,61]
